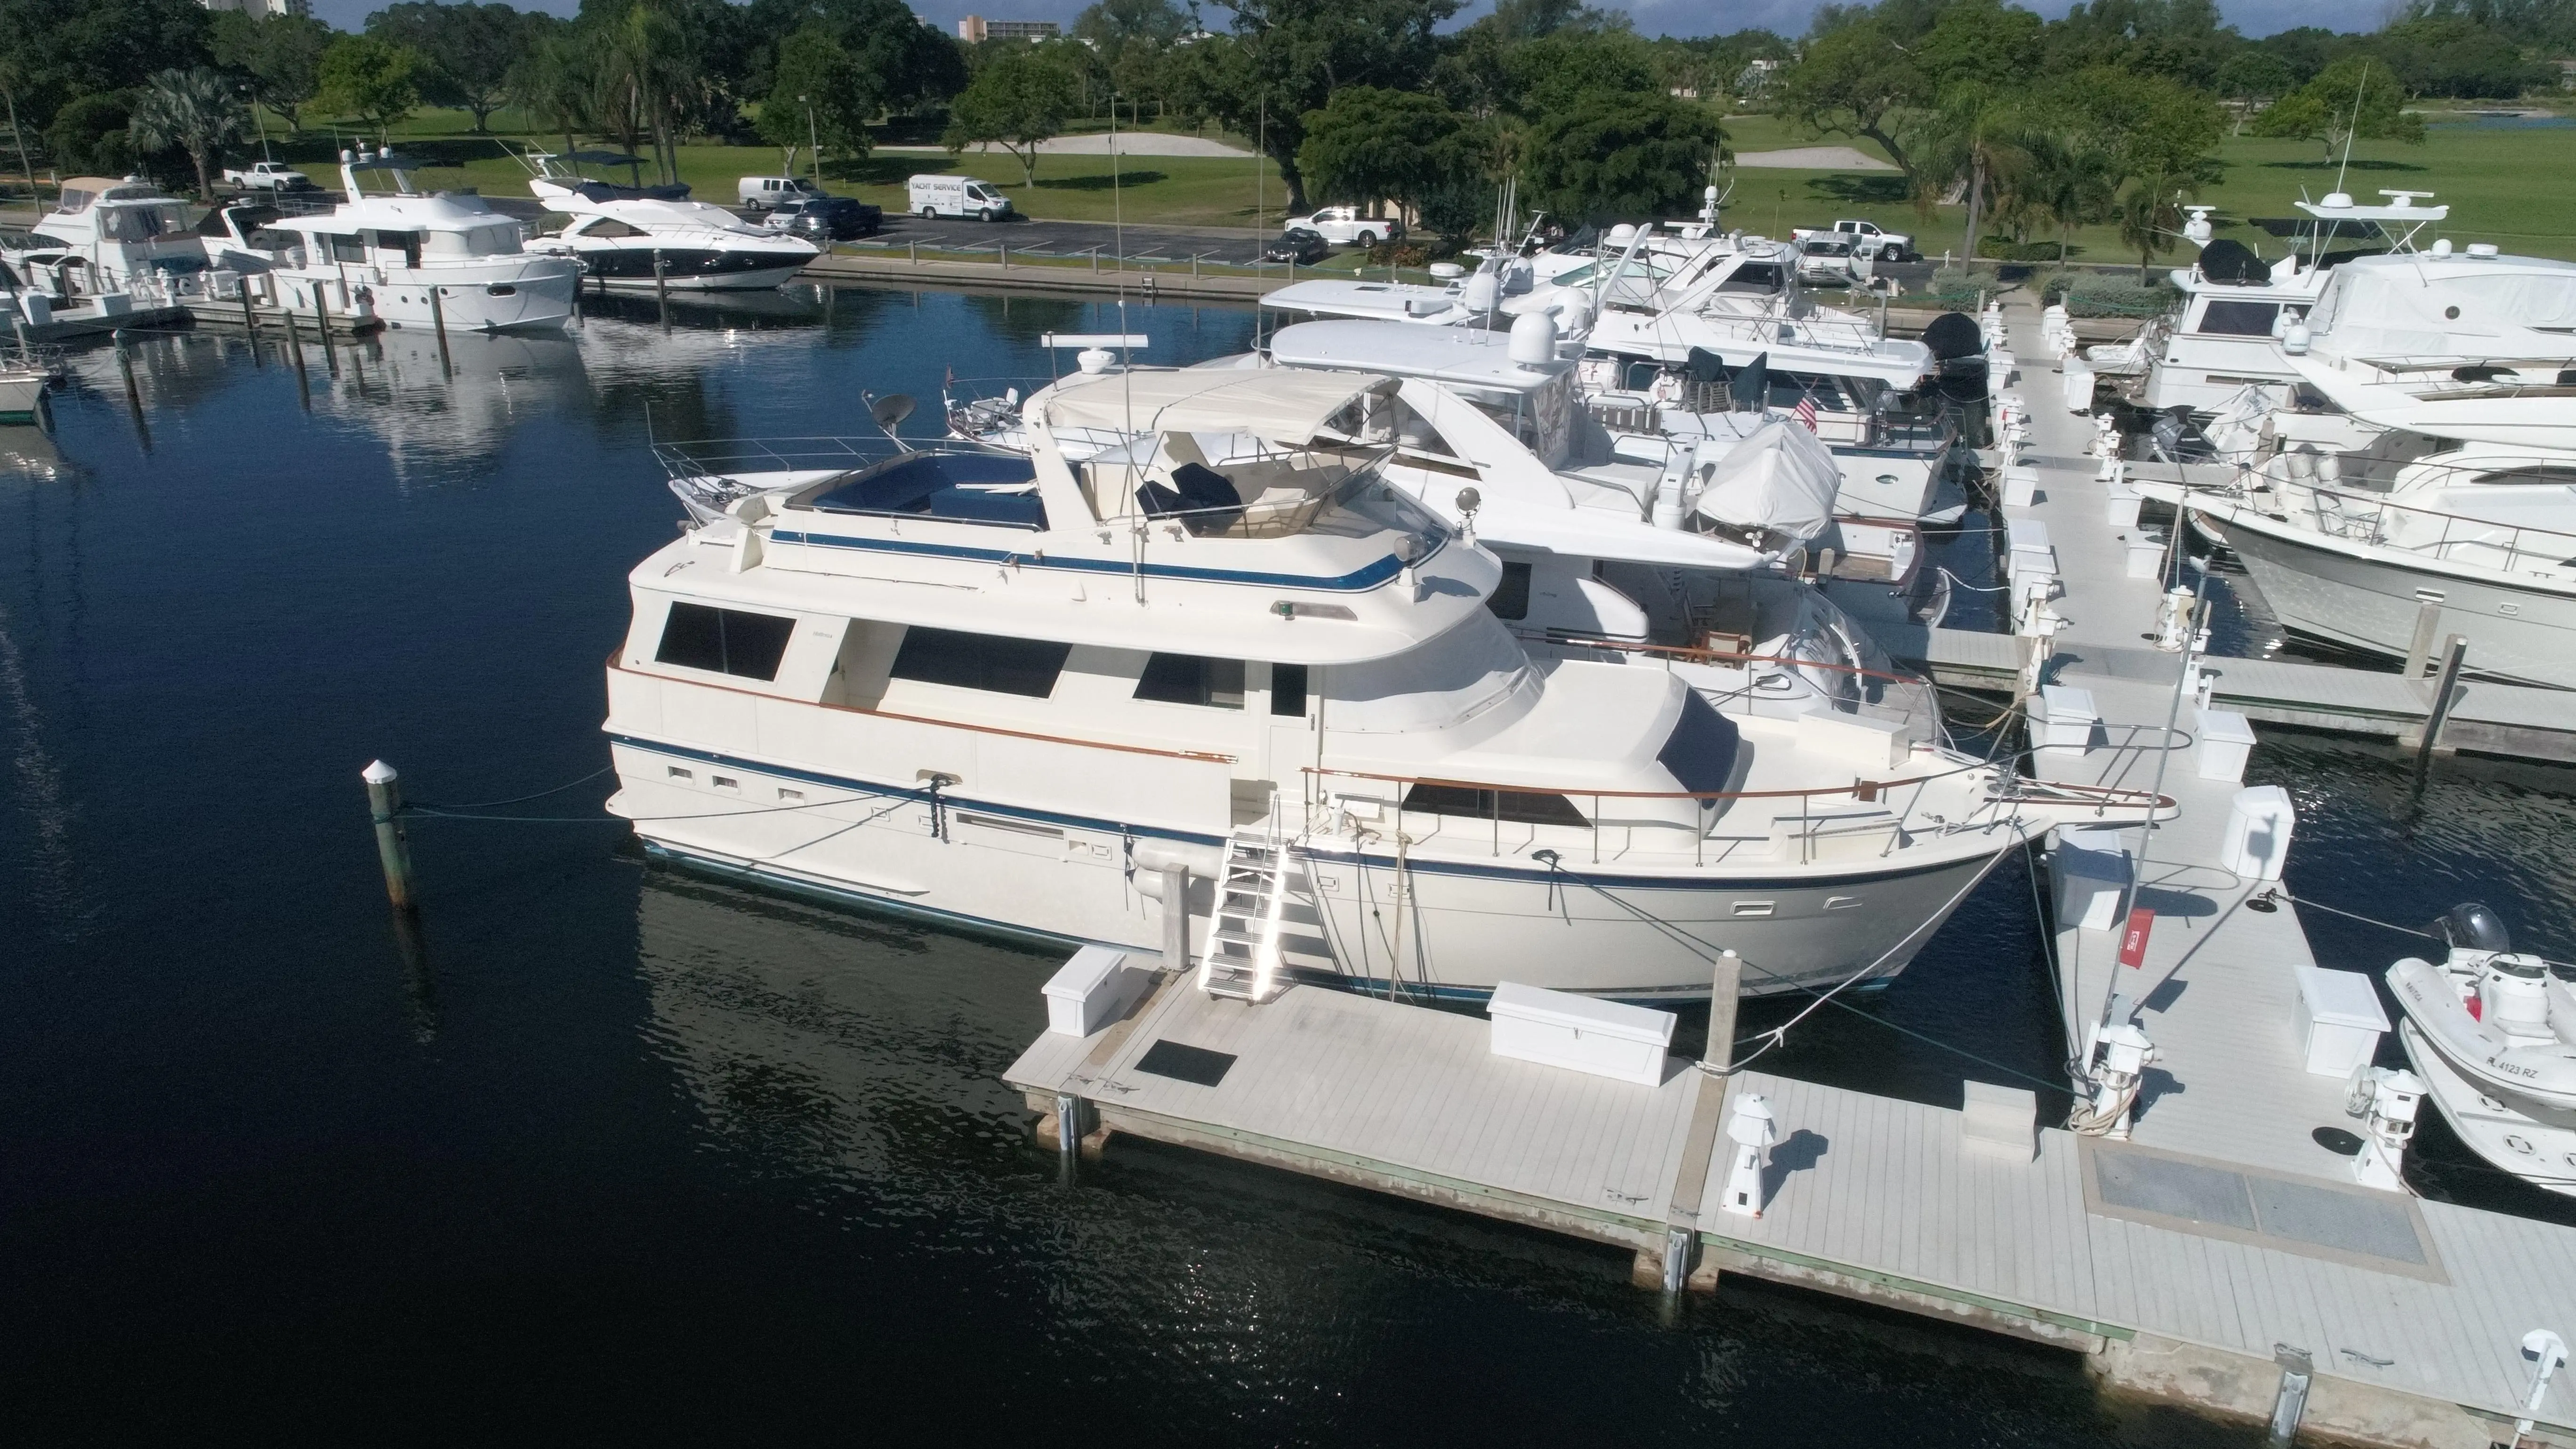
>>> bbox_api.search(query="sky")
[305,0,2367,45]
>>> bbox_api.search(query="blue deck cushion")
[1135,462,1244,535]
[807,451,1046,528]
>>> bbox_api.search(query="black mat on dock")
[1133,1040,1236,1087]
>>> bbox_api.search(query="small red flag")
[2117,908,2155,970]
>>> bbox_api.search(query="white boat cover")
[1694,420,1842,541]
[1039,367,1398,443]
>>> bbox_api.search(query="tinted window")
[1719,262,1784,294]
[654,602,797,681]
[2198,300,2281,337]
[328,234,366,263]
[1135,653,1245,708]
[1271,663,1308,717]
[1401,783,1591,828]
[888,627,1069,697]
[1488,561,1532,621]
[1658,689,1742,796]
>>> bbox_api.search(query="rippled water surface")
[2,285,2569,1441]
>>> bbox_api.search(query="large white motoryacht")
[2139,192,2452,414]
[261,148,580,331]
[608,366,2155,1003]
[17,174,212,301]
[528,194,818,291]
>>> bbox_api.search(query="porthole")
[2445,306,2461,320]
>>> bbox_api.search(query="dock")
[998,296,2576,1449]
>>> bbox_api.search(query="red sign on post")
[2117,908,2156,970]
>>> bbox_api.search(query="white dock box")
[2124,534,2165,578]
[2219,784,2295,880]
[2104,483,2142,528]
[2034,683,2099,753]
[2061,359,2095,412]
[2052,825,2132,930]
[1041,945,1151,1037]
[2196,707,2257,782]
[2293,964,2390,1077]
[1487,982,1675,1087]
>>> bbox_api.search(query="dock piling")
[427,285,452,377]
[653,249,669,327]
[2414,635,2469,762]
[362,759,417,912]
[238,285,260,365]
[283,309,310,407]
[314,294,338,378]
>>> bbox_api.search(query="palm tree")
[2117,171,2195,284]
[509,31,601,164]
[1909,81,2029,274]
[129,67,249,201]
[2017,128,2117,265]
[593,4,699,187]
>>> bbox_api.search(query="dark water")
[3,286,2570,1442]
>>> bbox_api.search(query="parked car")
[1262,228,1331,265]
[738,175,826,211]
[222,161,317,193]
[1790,217,1916,263]
[764,196,882,241]
[908,174,1013,221]
[1288,206,1402,247]
[1794,237,1861,287]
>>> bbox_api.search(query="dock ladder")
[1200,829,1290,1002]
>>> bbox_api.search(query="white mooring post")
[1720,1094,1776,1218]
[2348,1068,2424,1192]
[2520,1330,2568,1444]
[362,760,416,911]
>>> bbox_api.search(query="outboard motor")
[2434,902,2512,955]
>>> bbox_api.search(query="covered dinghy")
[1692,420,1841,544]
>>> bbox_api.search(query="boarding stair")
[1199,829,1290,1003]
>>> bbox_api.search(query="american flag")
[1791,395,1819,431]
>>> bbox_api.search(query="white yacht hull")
[0,370,44,426]
[605,734,2018,1004]
[2203,506,2576,687]
[588,262,808,293]
[275,261,580,332]
[2142,342,2296,414]
[2399,1021,2576,1199]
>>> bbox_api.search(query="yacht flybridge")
[19,175,212,301]
[262,148,579,331]
[609,366,2157,1002]
[2141,191,2451,413]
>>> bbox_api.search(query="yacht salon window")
[655,603,797,681]
[1399,783,1590,829]
[572,217,648,240]
[2197,300,2282,337]
[326,233,368,264]
[1715,262,1786,296]
[1488,562,1532,621]
[888,627,1070,698]
[1134,653,1245,709]
[427,224,525,256]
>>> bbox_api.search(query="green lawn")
[275,108,1288,230]
[1715,116,2576,266]
[253,106,2576,263]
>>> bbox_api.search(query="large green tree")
[1296,85,1474,218]
[44,93,137,177]
[1191,0,1460,212]
[128,65,245,199]
[209,10,329,133]
[367,2,531,133]
[942,45,1080,186]
[317,35,422,142]
[745,0,967,117]
[757,25,877,171]
[1521,90,1722,225]
[1772,18,1928,184]
[2254,56,2425,161]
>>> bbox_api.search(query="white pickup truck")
[223,161,317,193]
[1790,218,1915,262]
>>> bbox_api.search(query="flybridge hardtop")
[659,366,1498,665]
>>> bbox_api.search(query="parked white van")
[739,176,825,210]
[909,175,1013,221]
